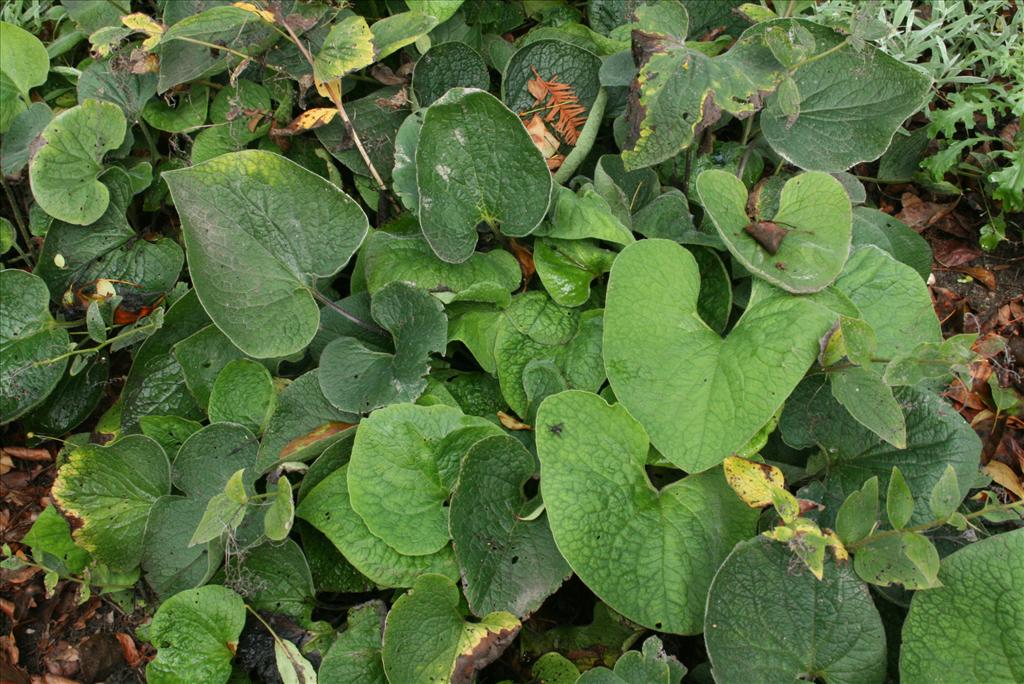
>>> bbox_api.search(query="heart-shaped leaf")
[1,269,70,423]
[146,585,246,684]
[141,495,222,599]
[450,435,571,617]
[604,240,835,472]
[363,231,521,306]
[208,359,276,432]
[416,88,552,263]
[381,573,521,684]
[412,41,490,108]
[347,403,503,556]
[705,537,886,684]
[697,169,852,293]
[297,464,459,588]
[901,529,1024,682]
[163,150,369,358]
[52,435,170,570]
[759,20,932,172]
[29,99,126,225]
[319,282,448,414]
[318,600,388,683]
[536,391,759,633]
[494,291,605,418]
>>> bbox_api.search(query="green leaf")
[416,88,552,263]
[314,15,376,84]
[142,84,209,133]
[412,41,490,108]
[494,291,605,417]
[297,464,459,588]
[760,20,932,171]
[319,283,447,414]
[22,505,91,575]
[450,435,571,617]
[229,539,314,621]
[407,0,464,23]
[604,240,835,472]
[533,238,615,308]
[208,359,276,432]
[547,185,635,245]
[834,246,941,369]
[363,231,521,306]
[29,100,127,225]
[347,403,503,556]
[172,325,250,411]
[318,600,387,684]
[691,246,732,334]
[173,423,258,503]
[830,367,906,448]
[275,639,317,684]
[141,495,221,599]
[163,150,369,358]
[928,465,960,522]
[77,56,157,122]
[370,12,438,61]
[531,653,581,684]
[900,529,1024,682]
[119,290,208,431]
[884,334,978,387]
[697,169,852,293]
[139,415,202,459]
[535,391,758,633]
[886,466,914,529]
[257,370,357,471]
[705,537,886,684]
[265,476,294,542]
[1,101,52,175]
[0,21,49,132]
[850,207,931,280]
[315,86,408,182]
[1,270,71,423]
[853,531,941,590]
[835,476,878,545]
[52,435,170,570]
[381,574,521,684]
[577,636,686,684]
[146,585,245,684]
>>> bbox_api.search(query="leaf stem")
[34,318,162,368]
[309,287,386,336]
[553,88,607,185]
[1,175,35,266]
[846,499,1024,551]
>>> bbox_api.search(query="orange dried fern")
[523,65,588,146]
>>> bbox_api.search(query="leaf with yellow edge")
[763,518,848,580]
[276,107,337,136]
[314,15,376,88]
[983,460,1024,499]
[723,456,785,508]
[232,2,275,23]
[121,13,164,50]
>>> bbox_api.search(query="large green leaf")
[318,600,388,684]
[494,291,605,418]
[52,435,170,570]
[535,391,758,633]
[141,495,221,599]
[208,359,276,431]
[782,380,979,526]
[705,537,886,684]
[22,356,108,436]
[146,585,246,684]
[346,403,503,556]
[226,539,314,622]
[759,20,932,172]
[900,529,1024,682]
[29,100,127,225]
[1,101,52,176]
[319,282,447,414]
[450,435,571,617]
[697,169,852,293]
[77,56,158,122]
[142,83,209,133]
[604,240,835,472]
[381,574,521,684]
[0,21,48,132]
[120,290,209,431]
[412,41,490,108]
[0,269,70,423]
[296,464,459,588]
[533,239,615,308]
[362,231,521,306]
[163,150,368,358]
[416,88,552,263]
[850,207,931,281]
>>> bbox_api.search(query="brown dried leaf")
[744,221,789,255]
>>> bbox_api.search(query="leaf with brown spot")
[279,421,354,460]
[743,221,789,255]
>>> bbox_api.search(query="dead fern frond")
[522,65,588,145]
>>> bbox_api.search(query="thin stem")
[277,14,390,194]
[783,0,797,18]
[553,88,608,185]
[310,288,386,336]
[173,37,288,75]
[1,175,35,266]
[137,119,159,161]
[34,319,163,368]
[740,115,755,146]
[792,39,850,70]
[847,500,1024,551]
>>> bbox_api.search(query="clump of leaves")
[1,1,1021,683]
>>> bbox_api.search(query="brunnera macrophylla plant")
[1,1,1021,683]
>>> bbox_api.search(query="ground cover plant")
[1,0,1022,682]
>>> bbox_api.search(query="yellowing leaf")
[276,107,337,136]
[232,2,275,23]
[984,460,1024,499]
[723,456,785,508]
[121,12,164,49]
